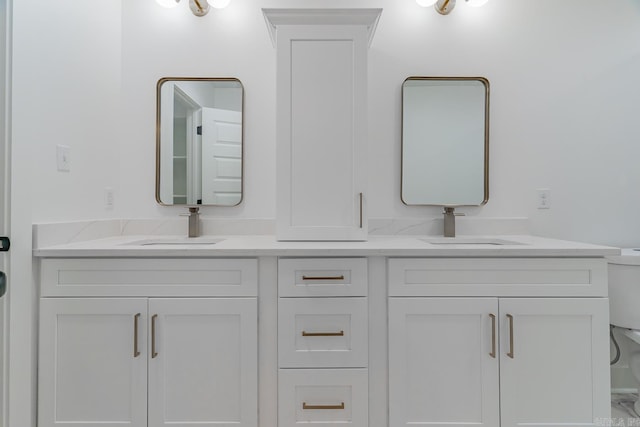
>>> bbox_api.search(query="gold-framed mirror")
[401,76,489,206]
[156,77,244,206]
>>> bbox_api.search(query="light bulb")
[207,0,231,9]
[416,0,438,7]
[156,0,180,8]
[465,0,489,7]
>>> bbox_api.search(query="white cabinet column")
[264,9,381,241]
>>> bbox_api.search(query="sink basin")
[122,237,224,246]
[422,237,526,246]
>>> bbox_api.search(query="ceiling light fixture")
[416,0,489,15]
[155,0,231,17]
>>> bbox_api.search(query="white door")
[0,0,8,423]
[499,298,610,427]
[38,298,148,427]
[148,298,257,427]
[201,108,242,205]
[388,298,500,427]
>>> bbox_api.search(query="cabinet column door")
[275,25,369,241]
[388,298,500,427]
[498,298,610,427]
[148,298,258,427]
[38,298,148,427]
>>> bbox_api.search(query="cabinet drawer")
[278,298,367,368]
[278,369,368,427]
[40,258,258,297]
[278,258,367,297]
[388,258,608,297]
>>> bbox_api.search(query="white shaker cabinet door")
[147,298,258,427]
[275,25,369,241]
[498,298,610,427]
[388,298,500,427]
[38,298,148,427]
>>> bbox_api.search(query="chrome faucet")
[443,207,464,237]
[187,207,200,238]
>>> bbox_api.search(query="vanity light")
[416,0,488,15]
[155,0,231,17]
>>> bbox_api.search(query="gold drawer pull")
[303,402,345,410]
[302,275,345,281]
[302,330,344,337]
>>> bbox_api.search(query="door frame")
[3,0,37,425]
[0,0,9,424]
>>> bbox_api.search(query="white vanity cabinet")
[264,9,381,241]
[388,258,611,427]
[37,258,258,427]
[277,258,369,427]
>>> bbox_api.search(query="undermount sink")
[122,237,224,246]
[422,237,527,246]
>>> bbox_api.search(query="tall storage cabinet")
[263,9,381,241]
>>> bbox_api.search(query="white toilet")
[608,248,640,414]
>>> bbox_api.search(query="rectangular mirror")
[156,77,244,206]
[401,77,489,206]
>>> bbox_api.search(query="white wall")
[14,0,640,247]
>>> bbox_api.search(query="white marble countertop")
[32,234,621,258]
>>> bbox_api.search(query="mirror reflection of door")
[201,108,242,205]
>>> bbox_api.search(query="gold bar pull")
[302,275,345,281]
[359,193,363,228]
[489,313,496,359]
[302,402,345,410]
[302,330,344,337]
[151,314,158,359]
[506,314,514,359]
[133,313,141,358]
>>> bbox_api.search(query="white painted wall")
[13,0,640,247]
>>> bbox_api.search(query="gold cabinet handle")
[359,192,363,228]
[489,313,496,359]
[302,402,345,410]
[133,313,141,358]
[506,314,514,359]
[302,275,345,281]
[151,314,158,359]
[302,330,344,337]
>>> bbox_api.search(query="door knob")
[0,236,9,252]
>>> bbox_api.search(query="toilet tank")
[608,249,640,329]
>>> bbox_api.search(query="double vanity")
[33,231,618,427]
[31,7,620,427]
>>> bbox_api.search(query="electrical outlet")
[537,189,551,209]
[105,187,114,210]
[56,145,70,172]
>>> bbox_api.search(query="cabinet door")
[499,298,610,427]
[148,298,257,427]
[389,298,500,427]
[38,298,148,427]
[275,25,368,241]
